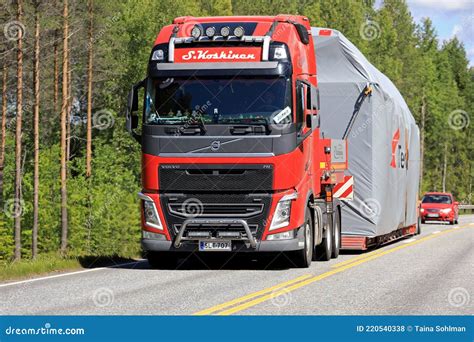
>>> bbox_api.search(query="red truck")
[126,15,349,268]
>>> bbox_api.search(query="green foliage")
[0,253,81,281]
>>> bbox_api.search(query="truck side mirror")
[126,79,145,144]
[305,113,312,128]
[311,87,320,110]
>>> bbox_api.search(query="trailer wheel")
[147,252,177,269]
[293,207,313,268]
[416,216,421,235]
[331,209,341,258]
[316,216,333,261]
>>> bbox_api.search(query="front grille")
[159,164,273,191]
[160,193,271,239]
[168,202,264,218]
[427,209,439,213]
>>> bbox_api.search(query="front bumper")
[421,212,454,221]
[142,226,305,253]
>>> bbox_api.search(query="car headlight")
[138,193,163,230]
[441,208,452,214]
[269,192,297,231]
[420,208,424,213]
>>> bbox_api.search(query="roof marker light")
[151,49,164,61]
[220,26,230,37]
[234,26,245,38]
[205,26,216,38]
[191,25,202,39]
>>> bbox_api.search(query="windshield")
[144,76,292,125]
[422,195,452,204]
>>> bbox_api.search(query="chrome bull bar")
[174,218,257,249]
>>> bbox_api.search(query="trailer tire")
[316,216,333,261]
[147,252,177,269]
[331,209,341,258]
[416,216,421,235]
[293,207,313,268]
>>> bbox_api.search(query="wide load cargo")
[312,28,420,238]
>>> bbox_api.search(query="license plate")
[199,240,231,251]
[427,214,439,218]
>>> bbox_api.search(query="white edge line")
[0,260,145,288]
[432,230,441,234]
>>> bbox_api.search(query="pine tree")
[14,0,24,261]
[60,0,69,255]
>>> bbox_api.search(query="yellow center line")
[330,246,388,269]
[195,223,471,315]
[194,274,312,315]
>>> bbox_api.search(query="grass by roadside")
[0,254,82,282]
[0,254,139,283]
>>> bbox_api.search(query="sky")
[382,0,474,66]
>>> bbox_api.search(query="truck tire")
[147,252,178,269]
[293,207,313,268]
[316,216,333,261]
[416,216,421,235]
[331,209,341,259]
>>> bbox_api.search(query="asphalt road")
[1,215,473,315]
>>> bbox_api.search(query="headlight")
[269,192,297,231]
[420,208,424,213]
[138,193,163,230]
[266,230,295,240]
[441,208,452,213]
[142,230,166,240]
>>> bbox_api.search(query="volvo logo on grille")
[210,140,221,152]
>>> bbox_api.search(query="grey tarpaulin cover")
[312,28,420,237]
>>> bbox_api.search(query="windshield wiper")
[229,118,271,135]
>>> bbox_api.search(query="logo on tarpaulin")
[390,128,408,169]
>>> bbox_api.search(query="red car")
[419,192,459,224]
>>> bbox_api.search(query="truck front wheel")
[293,207,313,268]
